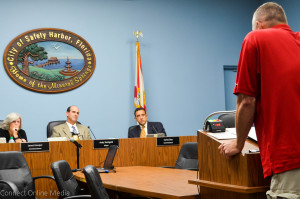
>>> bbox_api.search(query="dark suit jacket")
[128,122,166,138]
[0,128,27,143]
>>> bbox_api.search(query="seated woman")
[0,112,27,143]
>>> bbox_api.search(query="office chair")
[83,165,109,199]
[47,120,81,138]
[51,160,91,199]
[218,113,235,128]
[174,142,198,170]
[128,125,136,138]
[162,142,198,171]
[0,151,55,199]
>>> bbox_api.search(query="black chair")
[0,151,55,199]
[47,120,66,138]
[51,160,91,199]
[47,120,81,138]
[128,126,136,137]
[162,142,198,171]
[83,165,109,199]
[174,142,198,170]
[218,113,235,128]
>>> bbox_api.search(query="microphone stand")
[76,144,80,171]
[70,136,82,172]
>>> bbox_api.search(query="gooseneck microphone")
[88,126,97,139]
[151,124,159,134]
[70,137,82,148]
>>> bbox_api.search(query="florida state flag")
[134,41,147,111]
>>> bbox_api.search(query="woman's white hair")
[0,112,22,130]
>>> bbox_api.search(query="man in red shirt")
[218,2,300,198]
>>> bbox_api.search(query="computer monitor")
[102,145,118,170]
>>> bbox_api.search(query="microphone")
[150,123,159,134]
[70,137,82,148]
[88,126,97,139]
[72,132,79,141]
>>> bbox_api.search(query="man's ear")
[256,21,266,30]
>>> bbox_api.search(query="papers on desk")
[207,131,236,140]
[248,127,257,142]
[207,127,257,142]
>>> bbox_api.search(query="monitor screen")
[103,145,118,170]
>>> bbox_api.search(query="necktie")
[140,125,146,138]
[72,126,79,141]
[72,126,78,134]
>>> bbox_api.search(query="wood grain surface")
[188,131,270,199]
[74,166,199,199]
[0,136,197,198]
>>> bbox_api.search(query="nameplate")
[93,139,119,149]
[21,142,49,153]
[157,137,180,146]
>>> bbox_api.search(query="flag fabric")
[134,41,147,111]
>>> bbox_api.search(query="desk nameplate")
[21,142,49,153]
[157,136,180,146]
[93,139,119,149]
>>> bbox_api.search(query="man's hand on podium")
[218,139,242,159]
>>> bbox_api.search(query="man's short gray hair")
[0,112,22,130]
[252,2,287,30]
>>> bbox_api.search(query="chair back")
[175,142,198,170]
[218,113,235,128]
[47,120,66,138]
[83,165,109,199]
[47,120,82,138]
[0,151,36,199]
[51,160,81,198]
[128,125,136,138]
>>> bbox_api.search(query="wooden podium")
[189,131,270,199]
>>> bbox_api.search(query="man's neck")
[67,121,76,125]
[140,122,148,127]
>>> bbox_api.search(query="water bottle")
[8,136,15,143]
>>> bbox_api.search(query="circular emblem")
[3,28,96,93]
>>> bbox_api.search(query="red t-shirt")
[234,24,300,178]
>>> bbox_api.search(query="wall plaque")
[3,28,95,93]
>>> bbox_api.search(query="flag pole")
[133,30,143,41]
[133,30,147,111]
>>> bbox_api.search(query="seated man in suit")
[128,107,166,138]
[51,106,92,140]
